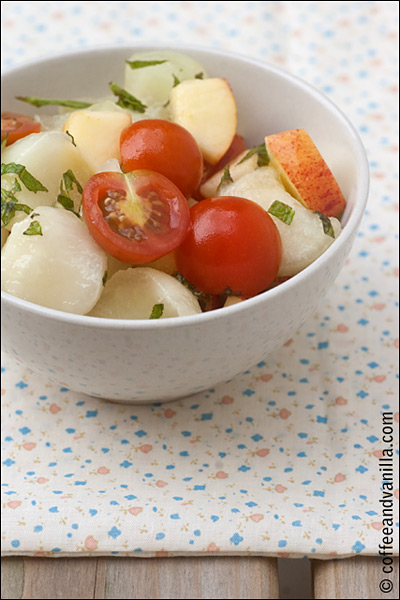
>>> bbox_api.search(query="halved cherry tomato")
[82,170,190,264]
[175,196,282,297]
[120,119,203,198]
[1,112,41,146]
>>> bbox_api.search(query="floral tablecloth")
[1,1,398,558]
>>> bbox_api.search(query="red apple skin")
[265,129,347,218]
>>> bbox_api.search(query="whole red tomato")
[120,119,203,198]
[175,196,282,297]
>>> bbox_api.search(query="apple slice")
[265,129,346,217]
[62,109,132,174]
[200,148,258,198]
[169,78,237,165]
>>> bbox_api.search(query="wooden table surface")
[2,556,398,599]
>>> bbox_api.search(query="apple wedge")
[169,78,237,165]
[265,129,346,217]
[200,148,258,198]
[62,109,132,174]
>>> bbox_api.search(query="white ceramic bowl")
[1,44,369,403]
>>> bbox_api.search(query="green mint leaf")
[57,193,76,213]
[1,162,48,192]
[238,142,269,167]
[63,170,83,194]
[109,82,147,113]
[16,96,92,109]
[314,211,335,238]
[1,136,8,152]
[217,166,234,192]
[268,200,295,225]
[65,130,76,146]
[149,303,164,319]
[175,272,211,312]
[126,59,167,69]
[23,220,42,236]
[172,74,181,88]
[1,177,32,227]
[194,72,204,79]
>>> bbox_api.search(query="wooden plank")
[1,558,25,600]
[1,556,279,599]
[312,557,399,600]
[1,558,99,600]
[102,556,279,599]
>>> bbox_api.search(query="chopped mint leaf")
[109,82,147,113]
[149,303,164,319]
[314,211,335,238]
[175,272,211,312]
[194,72,204,79]
[1,136,8,151]
[172,74,181,88]
[23,220,42,236]
[238,142,269,167]
[268,200,295,225]
[56,170,82,216]
[126,59,167,69]
[217,166,234,192]
[16,96,91,109]
[1,162,48,192]
[1,178,31,227]
[63,170,83,194]
[65,130,76,146]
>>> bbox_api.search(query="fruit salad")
[1,50,346,319]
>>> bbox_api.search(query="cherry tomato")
[120,119,203,198]
[82,170,190,264]
[175,196,282,297]
[1,112,41,146]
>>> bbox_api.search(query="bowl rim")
[1,43,370,330]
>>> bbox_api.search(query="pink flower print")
[156,480,167,488]
[279,408,291,419]
[371,522,383,530]
[373,303,386,310]
[260,374,273,382]
[334,473,346,483]
[216,471,228,479]
[256,448,270,457]
[278,552,290,558]
[207,542,220,552]
[336,324,348,332]
[335,396,348,405]
[250,514,264,523]
[128,507,143,516]
[156,551,169,557]
[84,535,98,551]
[222,395,233,404]
[7,500,21,509]
[97,466,109,475]
[373,450,384,458]
[284,338,293,346]
[23,442,36,451]
[49,404,61,414]
[394,413,399,423]
[37,477,48,484]
[275,484,287,493]
[373,375,386,383]
[139,444,152,453]
[394,489,399,500]
[164,408,176,418]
